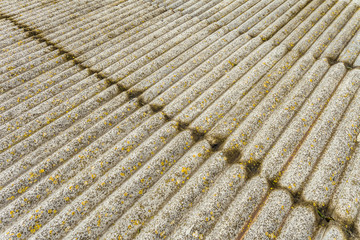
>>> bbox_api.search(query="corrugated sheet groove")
[1,0,360,239]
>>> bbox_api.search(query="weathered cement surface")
[0,0,360,239]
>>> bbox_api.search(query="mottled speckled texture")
[1,0,360,239]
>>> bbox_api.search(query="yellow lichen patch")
[181,167,188,174]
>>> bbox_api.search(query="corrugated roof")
[0,0,360,239]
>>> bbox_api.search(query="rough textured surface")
[1,0,360,239]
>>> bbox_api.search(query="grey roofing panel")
[338,29,360,65]
[331,137,360,225]
[319,224,347,240]
[279,64,358,194]
[1,0,360,239]
[277,205,317,240]
[241,189,293,240]
[136,151,230,239]
[207,176,269,240]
